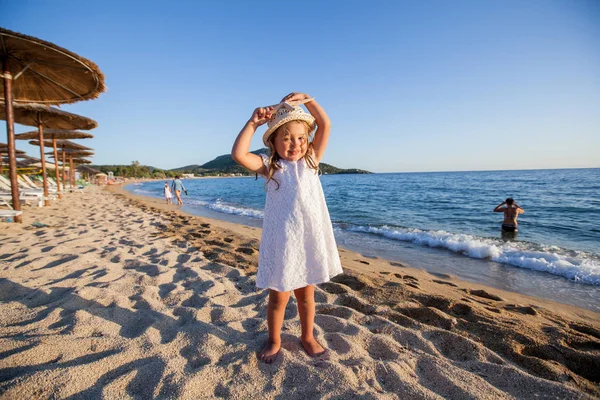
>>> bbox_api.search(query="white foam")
[348,225,600,285]
[207,199,264,219]
[131,188,157,196]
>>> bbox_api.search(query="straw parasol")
[15,129,94,141]
[1,102,97,204]
[68,157,93,185]
[1,27,105,222]
[78,164,101,181]
[0,142,25,173]
[38,141,92,187]
[0,102,97,129]
[1,29,104,219]
[72,158,92,164]
[16,129,94,197]
[0,143,25,154]
[46,148,94,190]
[0,28,105,104]
[29,139,92,151]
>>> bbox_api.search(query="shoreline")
[122,181,600,314]
[1,185,599,398]
[113,182,600,321]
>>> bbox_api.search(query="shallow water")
[129,168,600,311]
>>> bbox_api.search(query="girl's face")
[274,121,309,162]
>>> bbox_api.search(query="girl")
[232,92,342,364]
[164,181,173,205]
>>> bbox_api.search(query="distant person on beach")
[171,176,187,205]
[164,182,172,205]
[494,198,524,238]
[231,92,342,364]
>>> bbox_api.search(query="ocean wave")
[207,199,264,219]
[348,225,600,285]
[131,188,158,196]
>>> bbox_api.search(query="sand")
[0,185,599,399]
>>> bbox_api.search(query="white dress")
[257,154,343,292]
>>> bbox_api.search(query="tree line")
[89,161,179,179]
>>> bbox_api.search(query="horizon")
[3,0,600,173]
[91,153,599,176]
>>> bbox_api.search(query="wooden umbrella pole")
[61,148,66,191]
[52,137,62,198]
[2,56,22,223]
[37,114,50,206]
[69,155,74,188]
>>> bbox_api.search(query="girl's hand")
[281,92,311,103]
[249,107,275,127]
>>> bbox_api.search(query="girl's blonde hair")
[264,120,319,190]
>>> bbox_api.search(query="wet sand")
[0,185,599,399]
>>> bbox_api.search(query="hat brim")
[262,114,316,146]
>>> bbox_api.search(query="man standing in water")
[171,175,187,206]
[494,198,524,239]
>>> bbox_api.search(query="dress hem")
[256,271,343,293]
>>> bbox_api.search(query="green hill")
[171,148,371,176]
[89,150,371,178]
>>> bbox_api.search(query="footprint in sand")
[235,247,255,255]
[331,274,367,291]
[504,304,538,316]
[432,279,458,287]
[463,289,503,302]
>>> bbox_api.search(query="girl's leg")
[294,285,326,356]
[258,289,290,363]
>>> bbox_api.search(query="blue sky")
[3,0,599,172]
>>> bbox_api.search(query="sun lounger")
[0,175,56,203]
[0,209,22,222]
[19,174,42,189]
[20,175,58,196]
[0,192,43,208]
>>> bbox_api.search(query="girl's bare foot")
[301,337,327,357]
[258,340,281,364]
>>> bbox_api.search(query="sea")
[127,168,600,312]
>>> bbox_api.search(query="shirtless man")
[493,198,524,233]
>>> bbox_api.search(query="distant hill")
[171,148,371,175]
[88,150,371,178]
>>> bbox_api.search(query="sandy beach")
[0,185,599,399]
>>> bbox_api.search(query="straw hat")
[262,105,316,146]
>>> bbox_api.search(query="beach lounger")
[19,174,42,189]
[0,175,55,203]
[0,192,43,208]
[0,177,46,207]
[20,175,58,197]
[0,209,22,222]
[0,175,39,192]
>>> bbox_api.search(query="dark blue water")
[129,168,600,311]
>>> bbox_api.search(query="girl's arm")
[231,107,273,176]
[281,93,331,163]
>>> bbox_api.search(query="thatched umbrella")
[16,129,93,197]
[78,165,101,182]
[1,102,96,205]
[30,140,92,188]
[68,158,92,186]
[46,149,94,190]
[72,158,92,164]
[1,27,105,222]
[29,139,92,151]
[0,142,25,152]
[0,142,25,174]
